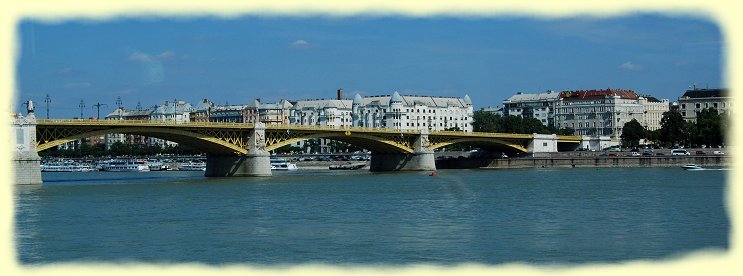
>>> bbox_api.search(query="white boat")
[178,162,206,171]
[147,160,170,171]
[270,158,298,170]
[41,162,97,172]
[101,160,150,172]
[682,164,704,170]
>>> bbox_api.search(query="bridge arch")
[429,137,529,153]
[36,127,247,155]
[265,131,415,154]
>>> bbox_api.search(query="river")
[14,167,728,265]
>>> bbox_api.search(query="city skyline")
[16,14,722,118]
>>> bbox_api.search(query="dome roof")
[353,93,363,105]
[390,91,403,103]
[463,94,472,105]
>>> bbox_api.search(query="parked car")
[671,149,690,156]
[695,150,706,155]
[630,152,641,157]
[713,150,725,155]
[655,152,665,156]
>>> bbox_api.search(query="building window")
[695,103,700,109]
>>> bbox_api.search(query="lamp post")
[79,100,85,119]
[91,102,108,119]
[44,94,51,119]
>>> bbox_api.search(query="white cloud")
[619,61,642,71]
[128,51,177,62]
[58,67,74,75]
[128,51,153,62]
[127,50,174,85]
[291,39,309,48]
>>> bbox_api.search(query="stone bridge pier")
[13,101,42,185]
[205,122,271,177]
[369,130,436,172]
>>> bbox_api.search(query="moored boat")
[101,160,150,172]
[41,162,97,172]
[178,162,206,171]
[270,158,298,170]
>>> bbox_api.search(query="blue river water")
[14,167,728,265]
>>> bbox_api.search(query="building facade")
[677,88,732,122]
[555,89,646,138]
[502,90,560,127]
[289,91,473,132]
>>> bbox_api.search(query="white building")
[286,90,473,153]
[149,100,194,148]
[640,96,670,131]
[289,91,473,132]
[555,89,646,138]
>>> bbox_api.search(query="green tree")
[659,111,685,147]
[695,108,723,146]
[620,119,646,148]
[472,110,498,132]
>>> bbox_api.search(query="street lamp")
[44,94,51,119]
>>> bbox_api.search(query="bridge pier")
[205,122,271,177]
[369,131,436,172]
[13,102,42,185]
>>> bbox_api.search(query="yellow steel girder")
[36,127,247,154]
[265,131,415,153]
[428,137,528,152]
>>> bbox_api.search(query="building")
[289,90,473,132]
[287,89,473,153]
[639,95,669,131]
[148,100,194,148]
[555,89,647,138]
[208,99,260,123]
[502,90,560,127]
[259,99,293,124]
[677,88,732,122]
[104,108,154,149]
[189,99,215,122]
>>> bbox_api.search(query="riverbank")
[437,155,730,169]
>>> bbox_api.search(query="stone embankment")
[437,155,730,169]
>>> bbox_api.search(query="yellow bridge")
[35,119,581,155]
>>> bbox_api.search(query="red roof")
[559,89,638,100]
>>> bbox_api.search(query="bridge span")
[12,107,581,184]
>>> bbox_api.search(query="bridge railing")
[36,119,581,141]
[37,119,253,128]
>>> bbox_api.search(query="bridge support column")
[205,122,271,177]
[13,102,42,185]
[370,130,436,171]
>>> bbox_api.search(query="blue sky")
[16,14,722,118]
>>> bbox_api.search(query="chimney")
[337,88,343,100]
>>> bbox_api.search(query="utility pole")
[91,102,108,119]
[79,100,85,119]
[116,96,122,109]
[44,94,51,119]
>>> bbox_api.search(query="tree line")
[620,108,727,148]
[472,110,575,135]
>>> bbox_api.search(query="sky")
[15,13,722,119]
